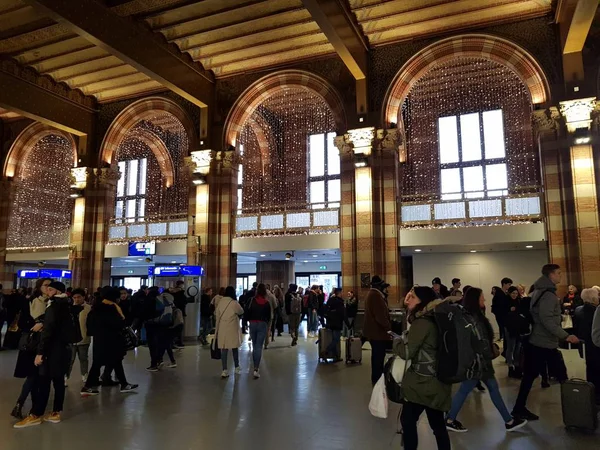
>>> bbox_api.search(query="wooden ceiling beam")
[562,0,598,54]
[302,0,369,116]
[24,0,214,109]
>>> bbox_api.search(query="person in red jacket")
[363,275,391,386]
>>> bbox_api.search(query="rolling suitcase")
[345,337,362,363]
[318,328,340,362]
[561,342,598,431]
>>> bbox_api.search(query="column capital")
[532,107,562,138]
[335,127,376,156]
[185,149,212,175]
[559,97,596,133]
[95,166,121,187]
[214,149,240,169]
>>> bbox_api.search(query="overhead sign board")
[128,241,156,257]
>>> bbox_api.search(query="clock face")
[361,273,371,288]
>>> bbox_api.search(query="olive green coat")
[393,300,452,412]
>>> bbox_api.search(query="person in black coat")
[81,286,138,395]
[14,281,73,428]
[574,288,600,404]
[325,288,345,361]
[491,278,513,343]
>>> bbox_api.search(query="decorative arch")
[383,34,552,127]
[99,96,198,166]
[3,122,77,178]
[223,70,347,148]
[125,128,175,188]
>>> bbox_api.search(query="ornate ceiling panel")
[0,0,555,107]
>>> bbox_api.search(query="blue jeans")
[308,310,319,333]
[326,329,341,358]
[249,322,268,369]
[221,348,239,371]
[448,377,512,423]
[504,329,521,367]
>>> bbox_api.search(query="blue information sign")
[179,265,204,277]
[39,269,72,279]
[18,270,39,279]
[147,265,204,277]
[153,266,180,277]
[128,241,156,257]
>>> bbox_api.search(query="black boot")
[11,403,23,420]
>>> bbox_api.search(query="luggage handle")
[567,339,585,360]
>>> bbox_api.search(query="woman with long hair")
[246,283,271,379]
[445,287,528,433]
[11,278,52,422]
[214,286,244,378]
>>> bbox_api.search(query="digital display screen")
[179,265,204,277]
[128,241,156,257]
[39,269,72,279]
[18,270,39,279]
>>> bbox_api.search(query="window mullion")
[456,115,465,198]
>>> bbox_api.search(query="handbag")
[561,314,573,329]
[122,326,139,351]
[18,331,40,352]
[211,300,232,360]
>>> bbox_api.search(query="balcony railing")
[235,203,340,237]
[108,213,189,242]
[400,194,542,227]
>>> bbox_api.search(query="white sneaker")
[253,369,260,379]
[234,367,242,375]
[221,370,229,379]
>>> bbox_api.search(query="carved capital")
[559,97,596,133]
[185,149,212,175]
[532,107,561,135]
[95,166,121,187]
[336,127,376,157]
[214,149,240,169]
[70,167,94,189]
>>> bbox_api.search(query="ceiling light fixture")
[414,249,422,252]
[303,260,308,263]
[470,250,477,253]
[526,245,533,249]
[260,254,266,257]
[312,254,318,257]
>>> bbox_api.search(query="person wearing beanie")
[393,286,451,450]
[15,281,74,428]
[363,275,392,386]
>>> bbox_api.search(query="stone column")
[204,149,238,291]
[335,127,402,306]
[256,260,295,289]
[185,150,211,269]
[69,166,120,289]
[0,176,16,289]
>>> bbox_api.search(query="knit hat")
[48,281,66,293]
[413,286,437,304]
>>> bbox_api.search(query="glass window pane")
[441,168,461,194]
[310,180,325,204]
[327,132,340,176]
[139,198,145,220]
[238,164,243,186]
[486,164,508,190]
[438,116,459,163]
[115,200,124,219]
[441,193,462,201]
[460,113,482,162]
[462,166,484,192]
[127,159,138,196]
[327,179,341,202]
[309,134,325,177]
[239,144,244,156]
[465,191,484,199]
[117,161,126,197]
[126,199,136,222]
[483,109,506,159]
[237,188,242,212]
[138,158,147,195]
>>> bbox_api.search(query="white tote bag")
[369,374,389,419]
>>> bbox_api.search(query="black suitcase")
[318,328,340,362]
[561,343,598,430]
[345,337,362,363]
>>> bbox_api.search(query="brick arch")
[3,122,77,178]
[383,34,551,127]
[99,96,198,166]
[124,128,175,188]
[223,70,347,148]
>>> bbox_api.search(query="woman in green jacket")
[393,286,451,450]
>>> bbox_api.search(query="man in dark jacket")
[307,286,320,337]
[343,290,358,338]
[325,288,344,360]
[363,276,391,385]
[199,287,213,345]
[492,277,512,343]
[169,281,187,347]
[512,264,579,421]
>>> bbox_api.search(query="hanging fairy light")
[7,134,74,249]
[401,57,538,200]
[238,87,336,213]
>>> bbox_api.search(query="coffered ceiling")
[0,0,555,106]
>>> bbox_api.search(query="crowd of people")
[363,265,600,450]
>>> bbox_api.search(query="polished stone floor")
[0,326,597,450]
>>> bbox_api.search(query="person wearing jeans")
[246,284,272,379]
[67,288,91,383]
[325,288,344,360]
[214,286,244,378]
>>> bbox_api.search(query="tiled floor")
[0,329,597,450]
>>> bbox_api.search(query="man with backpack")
[285,284,302,346]
[143,287,173,372]
[512,264,580,421]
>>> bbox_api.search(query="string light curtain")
[7,135,74,248]
[401,57,538,201]
[238,87,337,211]
[114,114,190,219]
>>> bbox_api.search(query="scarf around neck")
[102,299,125,319]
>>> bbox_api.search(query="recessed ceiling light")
[303,260,308,263]
[414,249,422,252]
[526,245,533,249]
[312,254,318,257]
[171,260,177,264]
[470,250,477,253]
[260,254,266,257]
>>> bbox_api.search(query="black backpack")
[434,301,484,384]
[64,304,83,344]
